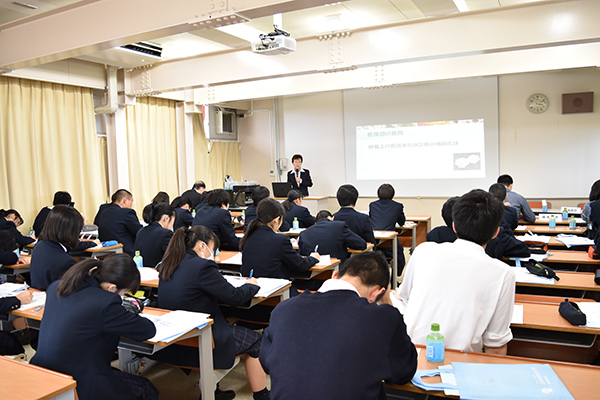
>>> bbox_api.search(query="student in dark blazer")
[298,210,366,265]
[426,197,459,244]
[171,196,194,231]
[241,199,319,290]
[244,186,290,233]
[154,226,270,400]
[96,189,143,256]
[489,183,519,230]
[134,203,176,268]
[31,255,158,400]
[369,183,406,273]
[332,184,376,245]
[282,190,315,228]
[181,180,206,209]
[287,154,313,196]
[0,209,35,247]
[33,191,73,237]
[192,189,240,250]
[0,230,28,267]
[0,286,32,355]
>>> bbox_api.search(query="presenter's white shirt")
[397,239,515,353]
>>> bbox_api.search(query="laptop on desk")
[272,182,294,198]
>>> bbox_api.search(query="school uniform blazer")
[192,206,240,250]
[333,207,376,245]
[181,188,203,209]
[93,203,111,226]
[298,219,366,264]
[33,206,51,237]
[0,248,18,265]
[241,225,318,279]
[243,205,257,233]
[0,296,20,314]
[284,203,316,228]
[485,224,530,260]
[173,207,193,231]
[30,240,76,291]
[96,203,142,255]
[134,222,173,268]
[157,251,258,369]
[31,276,155,400]
[287,169,313,196]
[0,218,35,247]
[369,199,406,231]
[426,226,457,243]
[503,205,519,231]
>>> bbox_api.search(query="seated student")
[151,191,170,204]
[154,226,270,400]
[95,189,143,256]
[486,184,530,260]
[426,197,459,244]
[31,255,158,400]
[0,285,32,355]
[243,186,290,233]
[181,180,206,209]
[333,184,376,246]
[195,189,211,212]
[298,210,366,265]
[582,179,600,239]
[282,189,315,229]
[134,203,176,268]
[497,174,536,223]
[192,189,240,250]
[241,198,319,283]
[30,205,82,290]
[0,209,35,247]
[397,189,515,355]
[260,251,417,400]
[369,183,406,273]
[0,231,28,266]
[33,191,74,237]
[170,196,193,231]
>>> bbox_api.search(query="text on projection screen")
[356,119,485,180]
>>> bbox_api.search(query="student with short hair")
[33,191,74,237]
[192,189,240,250]
[497,174,535,223]
[95,189,143,256]
[426,197,459,244]
[31,254,158,400]
[134,203,176,268]
[0,209,35,247]
[369,183,406,274]
[397,189,515,355]
[260,251,417,400]
[489,183,519,230]
[154,226,269,400]
[181,180,206,209]
[333,184,376,245]
[287,154,313,196]
[170,196,194,231]
[282,189,315,228]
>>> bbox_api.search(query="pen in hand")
[249,269,254,278]
[314,245,319,253]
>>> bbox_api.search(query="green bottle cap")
[431,323,440,331]
[135,250,140,256]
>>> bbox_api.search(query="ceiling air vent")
[118,42,162,59]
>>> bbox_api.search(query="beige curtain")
[126,97,179,216]
[193,113,211,189]
[209,141,242,189]
[0,76,107,230]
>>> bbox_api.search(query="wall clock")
[527,93,549,114]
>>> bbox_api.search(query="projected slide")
[356,119,485,180]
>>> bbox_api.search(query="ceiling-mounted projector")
[252,26,296,55]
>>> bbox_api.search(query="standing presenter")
[287,154,313,196]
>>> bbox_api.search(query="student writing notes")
[497,174,536,223]
[426,197,459,244]
[282,189,315,229]
[0,209,35,247]
[192,189,240,250]
[154,226,270,400]
[32,191,73,237]
[170,196,194,231]
[95,189,143,256]
[260,252,417,400]
[134,203,176,268]
[0,285,32,355]
[31,255,158,400]
[333,184,376,245]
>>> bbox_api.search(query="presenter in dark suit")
[260,252,417,400]
[282,189,315,228]
[192,189,240,250]
[0,209,35,247]
[286,154,313,196]
[181,180,206,209]
[154,225,270,400]
[333,184,376,245]
[96,189,143,256]
[241,199,319,286]
[30,205,83,290]
[170,196,194,231]
[298,211,366,265]
[134,203,176,268]
[426,197,459,244]
[31,255,158,400]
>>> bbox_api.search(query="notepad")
[555,234,594,248]
[19,292,46,310]
[574,302,600,328]
[0,283,29,298]
[316,254,331,265]
[512,267,555,285]
[138,267,159,281]
[516,234,551,244]
[223,276,291,298]
[141,310,211,343]
[512,304,524,324]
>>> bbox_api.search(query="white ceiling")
[0,0,554,69]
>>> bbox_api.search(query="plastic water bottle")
[133,251,144,269]
[192,209,196,218]
[28,226,34,237]
[293,217,299,230]
[549,216,556,228]
[426,323,445,363]
[241,210,245,222]
[569,216,576,230]
[562,208,569,220]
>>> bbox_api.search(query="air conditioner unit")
[206,106,238,140]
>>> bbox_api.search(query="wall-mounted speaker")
[562,92,593,114]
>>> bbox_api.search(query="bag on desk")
[559,299,586,326]
[522,259,560,281]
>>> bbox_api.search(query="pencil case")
[558,299,586,326]
[102,240,118,247]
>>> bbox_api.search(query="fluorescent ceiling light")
[452,0,469,12]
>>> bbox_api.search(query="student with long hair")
[31,254,157,400]
[0,209,35,247]
[282,189,315,228]
[241,199,319,290]
[192,189,240,250]
[30,205,82,290]
[134,203,177,268]
[155,226,270,400]
[151,191,170,204]
[171,196,193,231]
[243,186,290,233]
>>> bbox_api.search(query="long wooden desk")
[384,345,600,399]
[396,215,431,251]
[515,225,587,235]
[513,301,600,335]
[0,356,78,400]
[1,254,31,274]
[374,230,400,287]
[274,196,328,215]
[544,250,600,266]
[515,270,599,292]
[516,235,594,249]
[519,217,586,226]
